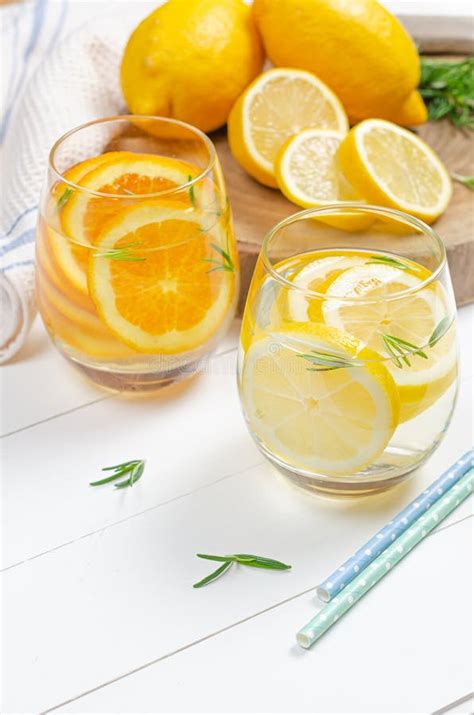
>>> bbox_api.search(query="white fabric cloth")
[0,0,152,363]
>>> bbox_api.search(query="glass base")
[61,350,206,393]
[256,440,442,497]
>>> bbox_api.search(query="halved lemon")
[88,200,235,354]
[241,322,399,476]
[337,119,452,223]
[228,68,348,187]
[322,263,457,421]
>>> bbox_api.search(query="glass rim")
[261,204,447,304]
[48,114,217,200]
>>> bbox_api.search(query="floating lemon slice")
[241,322,399,476]
[228,68,348,187]
[286,252,367,322]
[322,263,457,421]
[88,200,235,354]
[337,119,452,223]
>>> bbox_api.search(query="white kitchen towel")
[0,0,151,363]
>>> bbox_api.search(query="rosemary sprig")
[193,553,291,588]
[366,255,409,271]
[298,350,355,372]
[381,334,428,368]
[204,240,235,273]
[187,175,196,207]
[419,58,474,129]
[57,187,73,209]
[94,242,145,262]
[429,316,451,348]
[451,173,474,191]
[90,460,146,489]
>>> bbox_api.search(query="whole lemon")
[253,0,427,126]
[121,0,264,133]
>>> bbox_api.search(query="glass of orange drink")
[36,116,239,391]
[238,205,458,495]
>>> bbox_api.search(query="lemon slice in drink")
[322,263,457,421]
[241,323,399,476]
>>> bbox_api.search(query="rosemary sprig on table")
[57,187,73,209]
[193,553,291,588]
[90,460,146,489]
[204,239,235,273]
[94,242,145,262]
[419,58,474,129]
[366,255,409,270]
[451,173,474,191]
[298,350,356,372]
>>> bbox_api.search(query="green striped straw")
[297,467,473,649]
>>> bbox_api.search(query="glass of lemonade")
[238,205,458,495]
[36,116,239,391]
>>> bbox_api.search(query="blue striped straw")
[317,448,474,602]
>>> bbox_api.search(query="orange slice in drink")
[88,200,235,354]
[62,152,200,245]
[51,152,125,295]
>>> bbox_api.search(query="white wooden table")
[1,303,473,714]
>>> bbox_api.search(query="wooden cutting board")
[212,120,474,314]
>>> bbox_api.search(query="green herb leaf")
[90,459,146,489]
[204,239,235,273]
[57,187,73,210]
[188,175,196,207]
[193,553,291,587]
[451,173,474,191]
[420,58,474,129]
[381,334,428,368]
[94,242,145,262]
[429,316,451,348]
[298,350,355,372]
[366,255,409,271]
[193,561,232,588]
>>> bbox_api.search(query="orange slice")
[88,200,235,354]
[62,152,201,245]
[51,152,123,295]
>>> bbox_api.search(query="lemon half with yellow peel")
[228,68,348,188]
[337,120,452,223]
[241,322,399,476]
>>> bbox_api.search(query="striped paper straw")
[297,466,473,649]
[317,448,474,602]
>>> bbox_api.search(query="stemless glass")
[238,205,458,496]
[36,116,239,391]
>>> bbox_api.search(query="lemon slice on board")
[241,323,399,476]
[337,119,452,223]
[88,200,234,354]
[228,68,348,187]
[322,263,457,421]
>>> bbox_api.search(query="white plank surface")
[55,519,473,715]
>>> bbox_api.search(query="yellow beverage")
[36,117,239,391]
[238,207,458,495]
